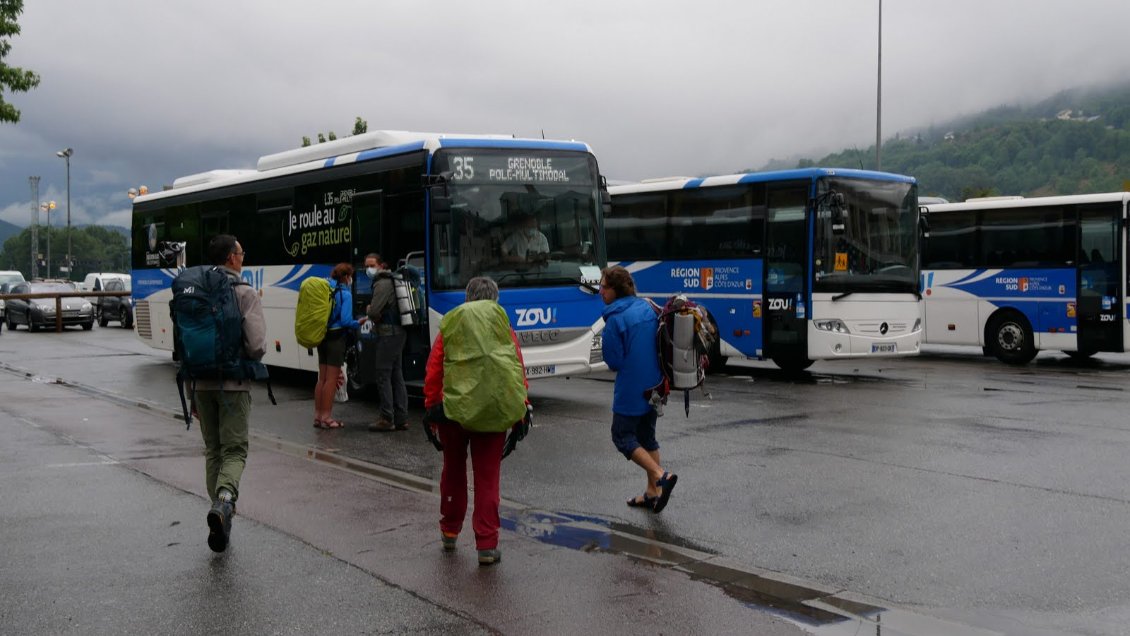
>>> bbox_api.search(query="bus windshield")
[813,177,918,294]
[430,149,605,290]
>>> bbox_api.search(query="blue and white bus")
[922,192,1130,364]
[608,168,922,371]
[131,130,609,385]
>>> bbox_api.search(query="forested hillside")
[0,219,19,246]
[785,82,1130,201]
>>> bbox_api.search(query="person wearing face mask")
[500,214,549,264]
[364,253,409,432]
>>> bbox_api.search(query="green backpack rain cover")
[440,300,527,433]
[294,277,334,349]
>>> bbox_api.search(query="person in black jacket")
[364,253,408,431]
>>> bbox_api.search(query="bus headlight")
[814,319,850,334]
[912,318,921,332]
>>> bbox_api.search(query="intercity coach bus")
[922,192,1130,364]
[608,168,922,371]
[131,130,610,384]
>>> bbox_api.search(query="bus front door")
[1077,206,1122,354]
[764,187,810,370]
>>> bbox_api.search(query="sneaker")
[368,418,395,432]
[394,420,408,431]
[207,499,234,553]
[477,548,501,566]
[441,532,457,552]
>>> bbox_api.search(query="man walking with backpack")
[181,234,267,553]
[364,253,409,432]
[600,265,679,513]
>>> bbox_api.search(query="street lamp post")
[56,148,73,279]
[876,0,882,171]
[29,176,40,279]
[40,200,56,278]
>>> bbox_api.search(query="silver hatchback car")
[4,281,95,331]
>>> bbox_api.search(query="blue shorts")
[610,409,659,459]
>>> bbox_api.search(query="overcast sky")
[1,0,1128,230]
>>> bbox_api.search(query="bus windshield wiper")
[832,292,854,301]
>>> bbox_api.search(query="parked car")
[80,272,130,324]
[0,270,27,322]
[96,277,133,328]
[5,281,94,331]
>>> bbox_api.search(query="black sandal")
[652,472,679,513]
[626,494,658,508]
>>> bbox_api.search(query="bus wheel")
[988,313,1036,365]
[772,354,814,373]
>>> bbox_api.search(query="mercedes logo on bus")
[880,322,889,335]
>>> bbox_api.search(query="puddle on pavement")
[500,507,1002,635]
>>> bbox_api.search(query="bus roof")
[136,130,595,204]
[609,167,915,195]
[924,191,1130,213]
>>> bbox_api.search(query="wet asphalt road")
[0,404,486,635]
[5,324,1130,634]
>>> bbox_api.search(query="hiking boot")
[477,548,501,566]
[441,532,458,552]
[368,418,394,432]
[207,499,234,553]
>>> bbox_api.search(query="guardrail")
[0,290,132,332]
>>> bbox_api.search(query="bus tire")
[772,354,814,373]
[988,312,1036,365]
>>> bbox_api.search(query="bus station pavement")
[0,368,808,635]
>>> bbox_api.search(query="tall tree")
[0,0,40,123]
[301,116,367,146]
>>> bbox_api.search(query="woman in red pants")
[423,276,529,566]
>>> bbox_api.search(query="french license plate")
[872,343,897,354]
[526,364,556,377]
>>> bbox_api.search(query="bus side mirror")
[431,204,451,225]
[431,194,452,214]
[599,175,612,216]
[918,207,930,237]
[424,171,453,218]
[816,191,846,234]
[827,194,845,236]
[831,194,846,235]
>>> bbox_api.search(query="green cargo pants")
[195,390,250,502]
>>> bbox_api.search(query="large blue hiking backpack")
[169,265,273,428]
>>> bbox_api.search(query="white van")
[0,270,28,321]
[80,272,130,293]
[80,273,131,323]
